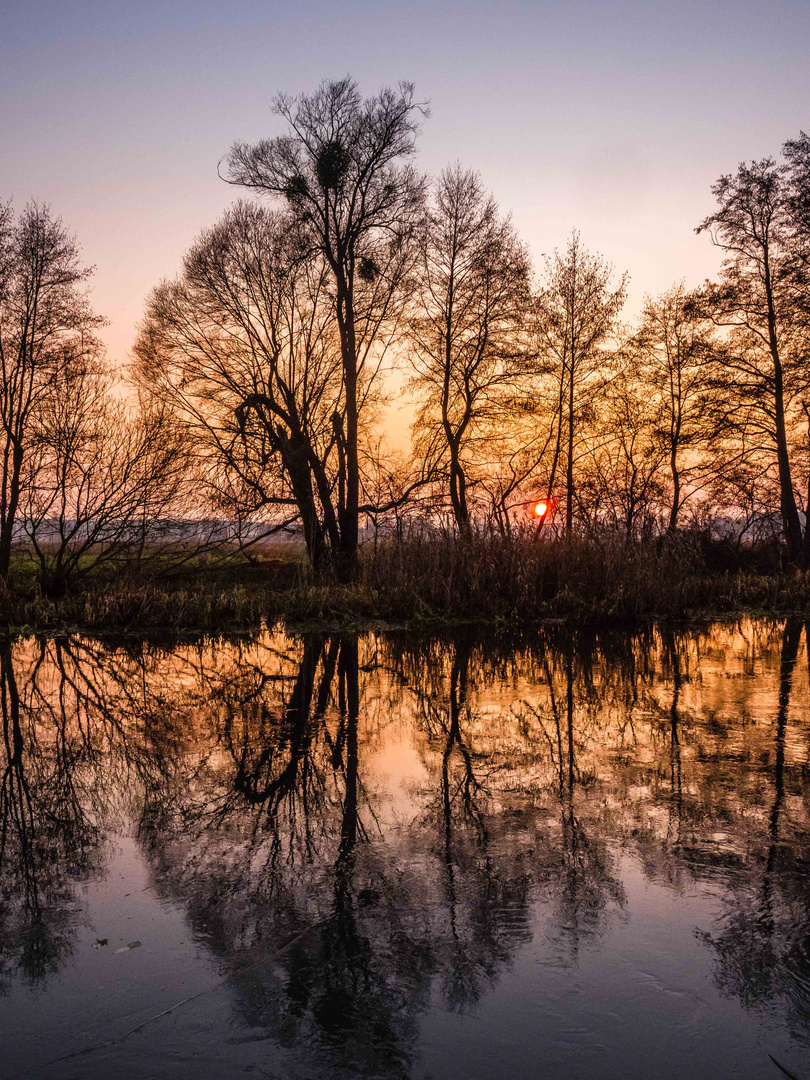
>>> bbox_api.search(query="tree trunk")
[448,442,470,534]
[765,264,803,563]
[336,285,360,582]
[773,371,803,562]
[0,443,23,581]
[565,364,574,535]
[668,447,681,533]
[281,429,330,576]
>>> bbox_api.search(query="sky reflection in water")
[0,620,808,1079]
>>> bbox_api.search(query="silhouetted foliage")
[5,86,810,610]
[224,77,427,579]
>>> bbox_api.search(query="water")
[0,620,808,1079]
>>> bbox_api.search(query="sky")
[3,0,810,374]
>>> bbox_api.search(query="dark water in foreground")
[1,621,809,1080]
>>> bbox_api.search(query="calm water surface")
[0,620,809,1079]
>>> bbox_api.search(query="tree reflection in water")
[0,620,809,1071]
[697,619,810,1042]
[0,638,104,989]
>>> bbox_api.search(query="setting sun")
[534,500,548,517]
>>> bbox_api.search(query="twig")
[770,1054,803,1080]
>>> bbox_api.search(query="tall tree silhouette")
[535,232,627,534]
[225,78,426,578]
[407,166,532,532]
[697,159,810,562]
[0,203,103,582]
[136,203,344,573]
[632,283,715,532]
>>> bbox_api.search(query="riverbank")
[2,533,809,634]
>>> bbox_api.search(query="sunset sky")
[3,0,809,372]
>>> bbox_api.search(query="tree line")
[2,76,810,593]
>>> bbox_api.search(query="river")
[0,620,808,1079]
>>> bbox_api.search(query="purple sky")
[3,0,809,369]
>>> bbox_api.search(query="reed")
[354,530,810,623]
[1,530,809,633]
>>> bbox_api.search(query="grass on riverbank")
[1,532,809,633]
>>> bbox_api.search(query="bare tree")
[21,359,185,596]
[783,130,810,261]
[225,77,426,578]
[632,283,715,532]
[579,368,669,541]
[407,166,533,532]
[135,202,344,574]
[0,202,102,583]
[479,415,562,537]
[696,158,810,562]
[535,232,627,534]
